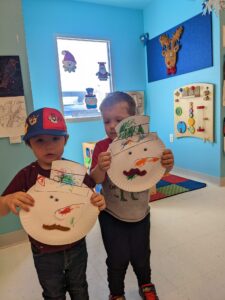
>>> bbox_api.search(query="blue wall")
[0,0,145,234]
[0,0,224,235]
[0,0,34,234]
[143,0,222,177]
[22,0,146,164]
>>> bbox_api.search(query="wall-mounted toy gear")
[174,83,214,142]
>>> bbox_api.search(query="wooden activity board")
[174,83,214,142]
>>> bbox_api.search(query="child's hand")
[161,149,174,172]
[98,151,111,172]
[90,192,106,211]
[3,192,34,215]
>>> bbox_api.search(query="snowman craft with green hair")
[107,115,166,193]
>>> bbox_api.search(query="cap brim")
[23,130,68,141]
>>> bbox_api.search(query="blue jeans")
[32,239,89,300]
[99,211,151,296]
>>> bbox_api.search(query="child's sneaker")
[109,295,126,300]
[139,283,159,300]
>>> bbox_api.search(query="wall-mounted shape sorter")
[174,83,214,142]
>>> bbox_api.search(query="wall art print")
[147,13,213,82]
[0,56,24,97]
[159,26,183,75]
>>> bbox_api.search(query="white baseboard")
[0,229,28,249]
[173,167,225,186]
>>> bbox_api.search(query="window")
[56,37,112,120]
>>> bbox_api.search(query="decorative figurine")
[96,62,110,81]
[84,88,97,109]
[62,50,76,73]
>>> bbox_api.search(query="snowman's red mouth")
[123,168,147,178]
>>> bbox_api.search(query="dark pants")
[99,211,151,296]
[32,239,89,300]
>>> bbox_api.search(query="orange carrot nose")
[135,157,159,167]
[135,158,148,167]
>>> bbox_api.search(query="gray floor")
[1,172,225,300]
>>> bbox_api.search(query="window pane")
[56,37,112,120]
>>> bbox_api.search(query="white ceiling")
[72,0,153,10]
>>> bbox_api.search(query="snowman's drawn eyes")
[49,195,59,201]
[144,148,148,151]
[128,151,132,155]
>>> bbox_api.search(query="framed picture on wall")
[0,56,24,97]
[126,91,145,115]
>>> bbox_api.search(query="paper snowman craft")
[107,115,166,192]
[20,161,98,245]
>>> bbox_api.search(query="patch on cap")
[43,108,67,131]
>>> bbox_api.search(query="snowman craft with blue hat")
[107,115,166,193]
[84,88,97,109]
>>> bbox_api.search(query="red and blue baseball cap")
[23,107,68,142]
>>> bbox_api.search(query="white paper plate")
[107,133,165,192]
[19,182,98,245]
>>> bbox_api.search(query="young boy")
[0,107,105,300]
[90,92,174,300]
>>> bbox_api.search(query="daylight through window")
[56,37,112,120]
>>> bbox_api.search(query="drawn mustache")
[123,168,147,177]
[42,224,71,231]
